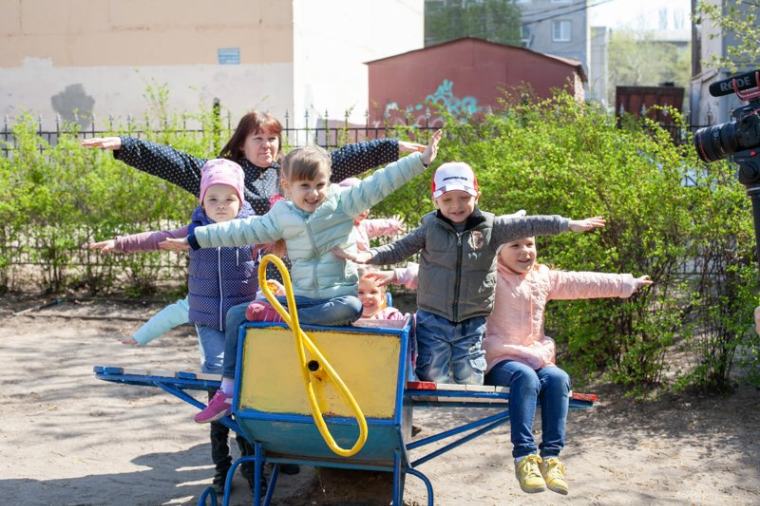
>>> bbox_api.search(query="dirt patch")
[1,297,759,505]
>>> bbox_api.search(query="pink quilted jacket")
[484,263,639,372]
[355,218,404,252]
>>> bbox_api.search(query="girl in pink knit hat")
[483,236,651,496]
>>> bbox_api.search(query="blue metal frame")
[93,321,596,506]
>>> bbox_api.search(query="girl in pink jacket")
[483,236,651,496]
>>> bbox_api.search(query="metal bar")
[155,383,240,433]
[411,416,508,468]
[406,468,434,506]
[407,410,508,450]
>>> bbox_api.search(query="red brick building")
[366,37,587,126]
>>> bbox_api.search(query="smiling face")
[498,237,537,274]
[358,276,385,318]
[241,128,279,167]
[434,190,478,224]
[281,167,331,213]
[201,183,242,223]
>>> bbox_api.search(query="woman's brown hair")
[219,111,283,165]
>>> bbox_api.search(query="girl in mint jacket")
[160,130,443,423]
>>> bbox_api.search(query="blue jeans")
[195,324,225,374]
[222,295,363,379]
[485,360,570,459]
[414,309,487,385]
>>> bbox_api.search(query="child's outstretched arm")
[362,216,405,239]
[332,225,426,266]
[160,210,282,251]
[492,214,605,246]
[755,306,760,335]
[88,226,189,254]
[339,130,442,217]
[568,216,606,232]
[548,271,652,301]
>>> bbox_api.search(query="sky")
[587,0,691,31]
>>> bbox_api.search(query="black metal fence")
[0,109,441,156]
[0,113,711,290]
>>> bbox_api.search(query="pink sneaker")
[246,301,284,322]
[194,390,232,423]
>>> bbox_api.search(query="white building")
[0,0,424,128]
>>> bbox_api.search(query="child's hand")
[421,130,443,166]
[81,137,122,150]
[389,215,405,233]
[633,275,653,291]
[159,237,190,251]
[330,246,372,264]
[120,336,139,346]
[266,279,287,297]
[364,270,396,287]
[87,239,116,253]
[569,216,606,232]
[398,140,426,153]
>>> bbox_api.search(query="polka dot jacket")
[114,137,401,215]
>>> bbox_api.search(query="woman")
[81,110,423,214]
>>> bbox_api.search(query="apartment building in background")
[0,0,423,128]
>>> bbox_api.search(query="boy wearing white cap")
[342,162,606,384]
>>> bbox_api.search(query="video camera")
[694,70,760,268]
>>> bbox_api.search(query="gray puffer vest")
[416,210,499,322]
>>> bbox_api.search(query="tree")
[607,29,691,107]
[425,0,522,47]
[696,0,760,73]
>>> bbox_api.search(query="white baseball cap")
[431,162,479,199]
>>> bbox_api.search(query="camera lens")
[694,121,738,162]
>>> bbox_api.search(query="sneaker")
[246,301,284,322]
[194,390,232,424]
[515,454,546,494]
[540,457,568,495]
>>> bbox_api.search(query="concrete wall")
[1,0,424,129]
[291,0,423,127]
[0,0,295,127]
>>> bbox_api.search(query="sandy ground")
[1,297,759,506]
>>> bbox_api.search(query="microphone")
[709,70,760,97]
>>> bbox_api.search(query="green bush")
[377,94,755,391]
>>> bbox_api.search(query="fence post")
[324,109,329,148]
[212,97,221,154]
[304,110,310,145]
[284,110,290,147]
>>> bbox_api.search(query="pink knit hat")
[200,159,245,204]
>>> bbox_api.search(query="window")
[521,23,531,40]
[552,20,572,42]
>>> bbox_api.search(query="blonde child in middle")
[160,130,443,422]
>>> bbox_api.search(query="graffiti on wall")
[381,79,481,127]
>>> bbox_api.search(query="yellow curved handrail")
[257,254,368,458]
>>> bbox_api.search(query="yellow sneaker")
[540,457,568,495]
[514,454,546,493]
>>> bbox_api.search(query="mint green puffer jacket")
[191,152,426,300]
